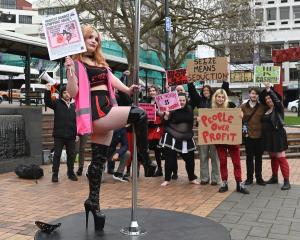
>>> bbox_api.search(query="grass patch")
[285,116,300,126]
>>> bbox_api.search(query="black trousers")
[52,137,76,176]
[164,148,197,182]
[245,137,263,180]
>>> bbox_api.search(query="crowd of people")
[44,24,291,231]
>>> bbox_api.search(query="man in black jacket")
[44,84,78,182]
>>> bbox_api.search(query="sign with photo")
[42,9,86,60]
[139,103,156,122]
[155,91,181,112]
[166,68,188,86]
[254,66,280,84]
[198,108,242,145]
[186,57,229,82]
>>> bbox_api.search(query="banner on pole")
[186,57,229,82]
[139,103,156,122]
[42,9,86,60]
[198,108,242,145]
[155,91,181,112]
[254,66,280,84]
[166,68,188,86]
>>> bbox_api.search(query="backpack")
[15,164,44,180]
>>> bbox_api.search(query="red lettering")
[209,133,215,141]
[201,115,208,127]
[202,131,209,143]
[211,123,217,131]
[228,115,234,124]
[216,133,221,140]
[230,133,237,141]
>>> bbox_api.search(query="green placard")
[254,66,280,84]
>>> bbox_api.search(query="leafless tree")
[45,0,257,79]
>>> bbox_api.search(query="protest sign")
[230,71,253,83]
[42,9,86,60]
[254,66,280,84]
[155,91,181,112]
[139,103,156,122]
[186,57,229,82]
[198,108,242,145]
[166,68,188,86]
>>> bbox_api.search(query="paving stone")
[270,224,290,235]
[250,199,269,208]
[282,198,298,208]
[259,211,278,221]
[248,226,270,238]
[221,223,252,231]
[230,229,249,240]
[245,237,269,240]
[266,199,284,209]
[238,220,272,228]
[268,233,300,240]
[295,209,300,219]
[257,218,291,226]
[239,213,260,222]
[216,201,237,211]
[277,208,295,218]
[221,214,241,224]
[289,230,300,237]
[291,222,300,231]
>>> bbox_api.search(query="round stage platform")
[35,208,230,240]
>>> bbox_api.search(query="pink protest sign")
[155,91,181,112]
[42,9,86,60]
[139,103,156,122]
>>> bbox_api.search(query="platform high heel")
[84,199,105,230]
[84,143,108,231]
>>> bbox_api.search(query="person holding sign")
[159,92,199,186]
[65,25,157,231]
[260,83,290,190]
[142,85,164,177]
[211,89,249,194]
[188,82,220,186]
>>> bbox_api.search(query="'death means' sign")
[198,108,242,145]
[186,57,229,82]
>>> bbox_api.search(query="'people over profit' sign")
[198,108,242,145]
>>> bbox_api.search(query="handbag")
[242,103,259,142]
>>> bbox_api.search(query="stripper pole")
[120,0,146,236]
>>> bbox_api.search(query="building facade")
[253,0,300,104]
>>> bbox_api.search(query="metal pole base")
[120,221,147,236]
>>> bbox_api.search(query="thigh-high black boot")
[84,143,108,231]
[127,106,157,177]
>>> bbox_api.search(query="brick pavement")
[0,159,299,240]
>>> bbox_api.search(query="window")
[280,7,290,20]
[294,6,300,19]
[0,0,16,9]
[19,15,32,24]
[255,9,264,25]
[267,8,276,21]
[290,68,299,81]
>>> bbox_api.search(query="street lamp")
[295,61,300,117]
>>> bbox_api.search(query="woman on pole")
[65,25,156,231]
